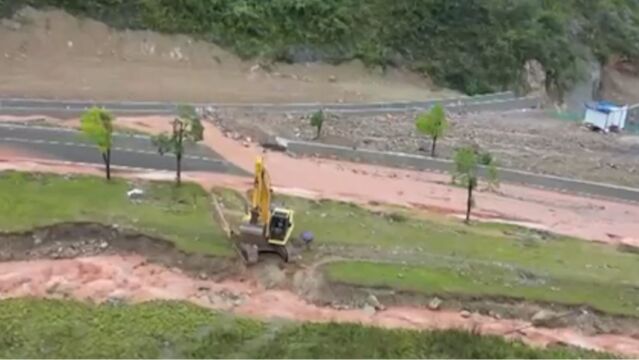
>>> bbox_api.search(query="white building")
[583,101,628,132]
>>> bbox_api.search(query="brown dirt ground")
[0,7,457,103]
[213,109,639,187]
[1,222,639,357]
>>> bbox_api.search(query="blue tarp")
[585,100,621,114]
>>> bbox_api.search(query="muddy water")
[0,255,638,357]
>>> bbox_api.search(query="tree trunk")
[176,153,182,186]
[465,180,473,224]
[102,149,111,180]
[315,123,322,140]
[431,136,438,157]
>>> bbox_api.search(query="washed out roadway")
[0,123,248,176]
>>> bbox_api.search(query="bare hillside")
[0,7,458,103]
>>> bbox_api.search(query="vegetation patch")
[0,298,609,358]
[5,0,639,95]
[325,261,639,317]
[0,171,232,256]
[216,187,639,318]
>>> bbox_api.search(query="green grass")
[278,195,639,282]
[0,171,232,256]
[212,191,639,317]
[0,298,608,359]
[326,261,639,316]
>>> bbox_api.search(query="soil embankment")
[0,8,455,103]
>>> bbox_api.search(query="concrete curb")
[274,139,639,204]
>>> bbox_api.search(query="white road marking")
[0,136,227,163]
[0,122,151,139]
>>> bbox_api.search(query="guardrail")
[0,91,540,116]
[276,138,639,203]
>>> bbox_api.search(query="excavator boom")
[236,156,296,264]
[250,156,271,227]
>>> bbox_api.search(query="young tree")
[453,147,478,223]
[452,146,499,223]
[416,104,448,157]
[151,105,204,186]
[81,107,115,180]
[310,109,325,139]
[478,150,500,191]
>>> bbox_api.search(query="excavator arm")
[237,156,296,264]
[248,156,272,228]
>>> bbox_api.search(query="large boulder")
[521,59,547,97]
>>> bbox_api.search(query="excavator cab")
[268,209,294,243]
[234,156,297,265]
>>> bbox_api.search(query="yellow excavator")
[235,156,296,264]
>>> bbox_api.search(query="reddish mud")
[0,255,637,357]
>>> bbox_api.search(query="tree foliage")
[80,107,114,180]
[310,109,325,139]
[7,0,639,96]
[416,104,448,157]
[151,105,203,186]
[453,146,498,223]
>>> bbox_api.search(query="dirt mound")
[0,222,239,280]
[0,7,457,103]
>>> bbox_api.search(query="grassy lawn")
[0,298,607,359]
[326,261,639,316]
[0,171,232,256]
[215,188,639,317]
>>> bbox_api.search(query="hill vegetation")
[2,0,639,95]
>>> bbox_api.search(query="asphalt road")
[1,97,636,204]
[0,91,531,116]
[0,123,247,176]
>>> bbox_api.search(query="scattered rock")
[362,304,376,316]
[100,242,109,249]
[67,41,73,48]
[328,75,337,83]
[367,294,384,310]
[198,272,208,280]
[428,297,443,311]
[488,310,502,319]
[250,64,261,73]
[460,310,471,318]
[1,19,21,31]
[531,310,561,327]
[106,296,126,306]
[127,188,145,200]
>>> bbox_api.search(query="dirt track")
[0,8,456,103]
